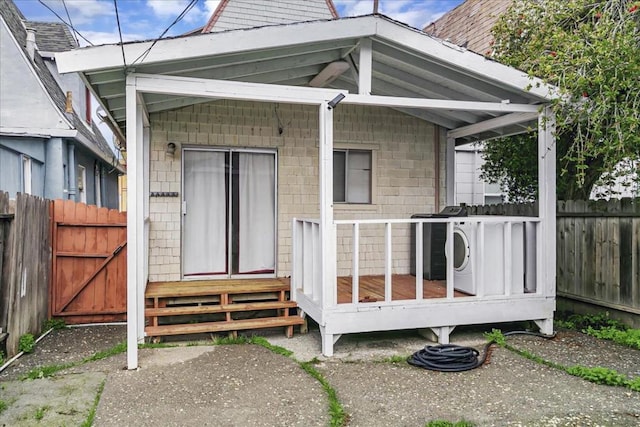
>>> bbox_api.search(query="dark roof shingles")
[0,0,115,162]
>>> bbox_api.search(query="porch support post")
[358,38,372,95]
[125,74,142,369]
[446,136,456,205]
[537,106,556,334]
[139,117,150,341]
[319,101,337,356]
[319,103,336,307]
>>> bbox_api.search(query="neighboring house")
[426,0,638,200]
[59,6,558,368]
[202,0,338,32]
[423,0,510,56]
[0,0,123,208]
[426,0,512,206]
[455,143,503,205]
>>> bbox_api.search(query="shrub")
[18,333,36,353]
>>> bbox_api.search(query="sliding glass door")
[182,148,276,278]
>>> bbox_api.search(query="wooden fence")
[0,192,51,356]
[50,199,127,324]
[556,199,639,317]
[467,199,640,317]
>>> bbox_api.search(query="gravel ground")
[0,324,638,427]
[0,324,127,382]
[95,345,328,427]
[317,345,640,426]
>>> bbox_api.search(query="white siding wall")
[209,0,335,32]
[148,100,441,281]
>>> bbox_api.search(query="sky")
[14,0,465,46]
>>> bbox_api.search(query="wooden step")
[145,300,298,317]
[145,316,304,337]
[145,279,290,299]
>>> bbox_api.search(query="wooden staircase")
[144,278,304,340]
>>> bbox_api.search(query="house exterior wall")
[73,148,120,209]
[423,0,511,55]
[204,0,336,33]
[455,144,504,205]
[0,136,46,198]
[147,100,442,282]
[0,21,66,131]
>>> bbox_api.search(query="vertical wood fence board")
[0,194,51,356]
[50,199,127,323]
[467,198,639,316]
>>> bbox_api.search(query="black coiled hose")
[408,330,555,372]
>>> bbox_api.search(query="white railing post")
[503,221,512,296]
[312,223,321,302]
[352,223,360,304]
[446,221,454,299]
[384,222,392,302]
[303,222,312,296]
[291,219,299,300]
[415,221,423,300]
[476,221,484,298]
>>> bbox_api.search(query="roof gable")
[57,15,558,144]
[203,0,338,33]
[0,0,116,162]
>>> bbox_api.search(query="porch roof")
[56,14,557,146]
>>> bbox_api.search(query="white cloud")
[334,0,375,17]
[82,29,148,46]
[63,0,115,25]
[146,0,208,24]
[334,0,461,30]
[203,0,221,17]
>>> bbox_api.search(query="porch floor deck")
[336,274,468,304]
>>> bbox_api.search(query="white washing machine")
[448,219,526,296]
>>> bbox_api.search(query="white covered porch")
[57,15,558,368]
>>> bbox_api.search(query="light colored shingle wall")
[148,100,443,281]
[210,0,335,32]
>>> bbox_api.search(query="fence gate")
[51,200,127,324]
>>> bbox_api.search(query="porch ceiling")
[57,15,556,145]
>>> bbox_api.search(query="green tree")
[481,0,640,200]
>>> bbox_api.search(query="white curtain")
[183,150,227,276]
[238,153,275,273]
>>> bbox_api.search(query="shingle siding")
[424,0,512,55]
[205,0,335,33]
[148,100,444,281]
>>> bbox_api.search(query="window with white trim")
[77,165,87,203]
[22,155,32,195]
[333,149,372,204]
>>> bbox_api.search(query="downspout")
[68,143,76,200]
[434,125,440,211]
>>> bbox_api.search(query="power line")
[131,0,199,65]
[113,0,127,67]
[37,0,93,46]
[61,0,79,46]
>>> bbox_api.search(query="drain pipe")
[68,143,76,200]
[434,125,441,211]
[0,328,54,373]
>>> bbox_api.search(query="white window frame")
[95,164,102,207]
[333,143,377,207]
[21,155,32,195]
[77,165,87,203]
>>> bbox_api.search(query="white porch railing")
[291,219,322,304]
[293,216,542,309]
